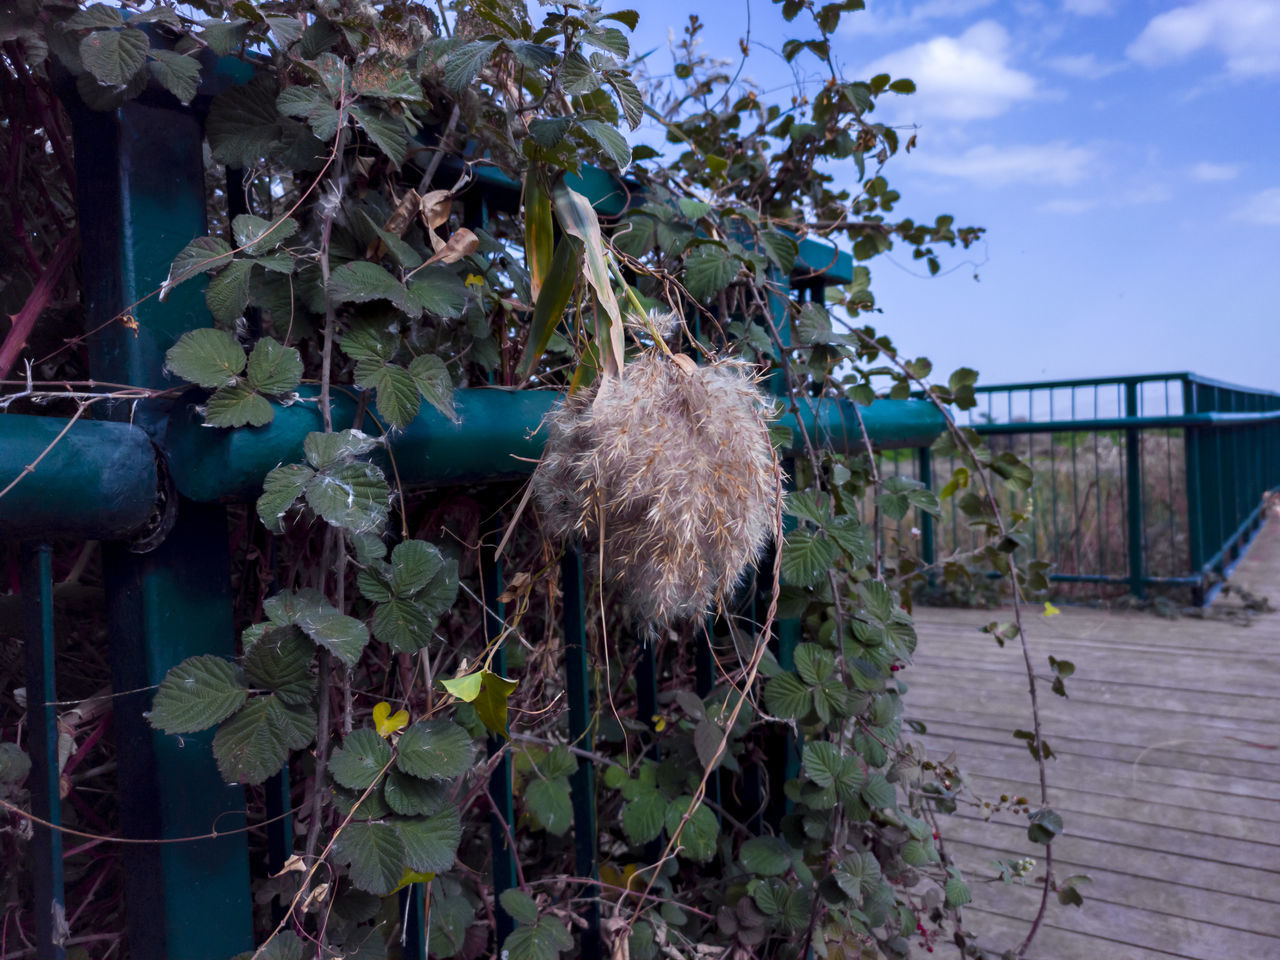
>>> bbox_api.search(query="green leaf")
[205,383,274,428]
[334,821,406,895]
[583,26,629,58]
[232,214,298,255]
[683,244,739,301]
[243,626,315,705]
[802,741,842,789]
[328,261,420,317]
[264,589,370,667]
[796,303,832,345]
[148,48,201,104]
[387,539,441,595]
[794,643,834,685]
[605,72,644,130]
[372,596,436,653]
[165,328,245,389]
[888,78,916,94]
[304,429,380,470]
[621,790,666,845]
[199,18,253,56]
[516,235,581,380]
[207,77,281,168]
[257,463,314,532]
[473,670,518,738]
[64,5,124,29]
[384,771,450,816]
[551,180,624,373]
[860,773,896,811]
[206,259,255,324]
[245,337,303,394]
[350,104,408,168]
[835,851,881,900]
[740,837,791,876]
[503,920,574,960]
[329,728,393,791]
[944,875,972,908]
[80,26,148,86]
[665,796,718,862]
[305,461,391,535]
[359,362,420,429]
[396,806,462,874]
[407,267,469,319]
[760,229,799,273]
[163,236,234,298]
[408,353,459,422]
[212,696,315,784]
[526,776,573,835]
[1027,808,1063,844]
[149,655,247,734]
[780,529,837,587]
[442,672,483,702]
[764,672,811,720]
[444,39,499,93]
[499,889,540,926]
[277,85,341,141]
[396,719,474,780]
[577,118,630,170]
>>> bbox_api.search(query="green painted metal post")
[66,91,253,958]
[1182,383,1205,600]
[561,548,600,959]
[20,542,65,960]
[1124,382,1145,597]
[917,446,935,572]
[482,520,516,951]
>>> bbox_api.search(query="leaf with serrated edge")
[395,719,474,780]
[384,771,450,816]
[305,462,390,535]
[621,790,665,845]
[205,383,274,428]
[162,236,233,299]
[408,353,458,422]
[329,728,393,791]
[149,655,246,734]
[80,26,148,86]
[526,777,572,835]
[257,463,314,532]
[165,328,245,389]
[243,626,315,705]
[246,337,303,394]
[396,805,462,873]
[212,695,314,784]
[334,821,405,895]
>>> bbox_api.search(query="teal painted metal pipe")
[163,388,946,503]
[0,415,158,541]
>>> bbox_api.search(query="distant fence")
[880,373,1280,603]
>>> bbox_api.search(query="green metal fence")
[0,60,947,960]
[890,374,1280,602]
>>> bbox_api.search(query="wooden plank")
[916,716,1280,780]
[959,771,1280,845]
[957,905,1186,960]
[944,836,1280,934]
[926,748,1280,822]
[936,815,1280,905]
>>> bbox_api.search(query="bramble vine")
[0,2,1073,958]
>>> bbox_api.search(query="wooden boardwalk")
[908,517,1280,960]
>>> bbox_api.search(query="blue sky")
[626,0,1280,390]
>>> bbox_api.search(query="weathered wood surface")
[908,517,1280,960]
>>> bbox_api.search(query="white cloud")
[1046,52,1124,78]
[1063,0,1116,15]
[1189,161,1240,181]
[911,141,1098,185]
[1233,187,1280,225]
[864,21,1038,120]
[840,0,997,37]
[1038,198,1099,214]
[1128,0,1280,77]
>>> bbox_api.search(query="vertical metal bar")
[561,548,600,959]
[399,885,427,960]
[917,446,934,572]
[1124,382,1144,597]
[482,522,515,950]
[66,89,254,958]
[20,542,65,960]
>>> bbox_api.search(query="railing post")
[482,519,515,952]
[1181,381,1205,603]
[65,90,252,958]
[561,548,600,959]
[1124,382,1145,598]
[917,445,935,573]
[20,542,65,960]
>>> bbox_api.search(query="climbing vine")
[0,1,1070,958]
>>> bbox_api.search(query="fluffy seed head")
[532,350,778,624]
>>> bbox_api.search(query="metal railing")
[0,56,947,960]
[881,373,1280,602]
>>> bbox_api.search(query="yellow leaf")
[442,671,484,703]
[652,715,667,733]
[392,867,435,893]
[1043,602,1060,618]
[464,273,485,289]
[372,700,410,738]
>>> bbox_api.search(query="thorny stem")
[846,328,1052,957]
